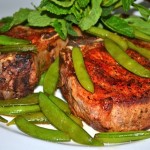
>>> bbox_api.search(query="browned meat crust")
[59,36,150,132]
[0,26,68,99]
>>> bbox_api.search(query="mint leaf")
[121,0,134,12]
[28,11,51,27]
[49,0,75,7]
[79,0,102,30]
[40,0,69,15]
[125,16,150,36]
[133,3,150,21]
[76,0,90,8]
[0,8,32,32]
[103,15,134,38]
[52,19,67,40]
[102,0,119,7]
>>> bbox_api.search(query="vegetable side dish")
[0,0,150,146]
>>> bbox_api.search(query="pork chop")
[59,35,150,132]
[0,26,68,99]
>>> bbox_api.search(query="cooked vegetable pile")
[0,0,150,146]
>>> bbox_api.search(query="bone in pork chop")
[59,35,150,132]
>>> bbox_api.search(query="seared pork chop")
[59,35,150,132]
[0,26,68,99]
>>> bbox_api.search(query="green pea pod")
[0,35,30,45]
[0,44,37,53]
[127,40,150,59]
[7,112,49,126]
[94,130,150,143]
[49,95,70,114]
[104,38,150,78]
[38,71,47,85]
[86,26,128,51]
[43,57,59,95]
[0,93,39,107]
[39,93,103,146]
[134,29,150,42]
[0,105,40,116]
[15,116,71,142]
[0,116,8,123]
[72,47,94,93]
[49,95,83,126]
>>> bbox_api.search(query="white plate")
[0,0,150,150]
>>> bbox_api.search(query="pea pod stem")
[72,47,94,93]
[0,116,8,123]
[0,35,30,45]
[39,93,103,146]
[94,131,150,143]
[15,116,71,142]
[86,26,128,51]
[104,38,150,78]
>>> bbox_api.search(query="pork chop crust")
[59,38,150,132]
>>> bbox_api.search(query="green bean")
[104,38,150,78]
[86,26,128,51]
[134,29,150,42]
[39,92,103,146]
[7,112,49,126]
[0,93,39,107]
[94,130,150,143]
[0,35,30,45]
[43,57,59,95]
[72,47,94,93]
[127,40,150,59]
[0,116,8,123]
[0,105,40,116]
[15,116,71,142]
[49,95,70,114]
[0,44,37,53]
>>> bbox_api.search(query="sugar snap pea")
[7,112,49,126]
[49,95,70,114]
[49,95,83,126]
[0,93,39,107]
[86,26,128,51]
[0,105,40,116]
[72,47,94,93]
[0,44,37,53]
[0,116,8,123]
[127,40,150,59]
[104,38,150,78]
[94,130,150,143]
[134,29,150,42]
[15,116,71,142]
[43,57,59,95]
[39,93,103,146]
[0,35,30,45]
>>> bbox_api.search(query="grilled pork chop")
[59,35,150,132]
[0,26,68,99]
